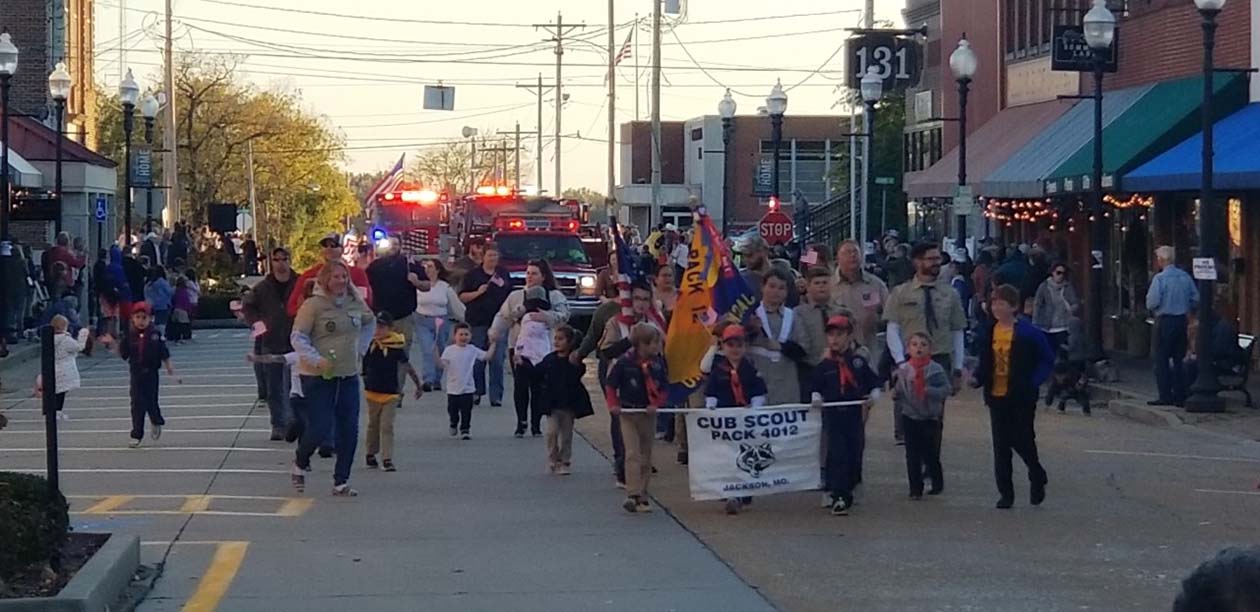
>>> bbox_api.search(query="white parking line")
[1195,488,1260,497]
[2,404,257,413]
[1086,450,1260,464]
[10,468,290,474]
[4,415,266,423]
[0,446,287,453]
[48,394,257,402]
[0,428,271,435]
[79,384,258,390]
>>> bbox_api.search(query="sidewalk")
[1091,356,1260,441]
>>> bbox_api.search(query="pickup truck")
[491,230,601,329]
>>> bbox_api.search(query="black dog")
[1045,350,1091,415]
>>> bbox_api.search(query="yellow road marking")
[182,541,249,612]
[180,495,213,513]
[276,498,314,517]
[80,495,134,514]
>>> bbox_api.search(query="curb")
[1105,399,1184,428]
[0,533,140,612]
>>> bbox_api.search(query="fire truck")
[452,188,600,323]
[368,186,448,257]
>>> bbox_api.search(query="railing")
[794,188,860,250]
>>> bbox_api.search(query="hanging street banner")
[845,32,923,93]
[686,407,822,501]
[130,147,153,188]
[1051,25,1118,73]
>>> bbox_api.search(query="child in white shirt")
[441,322,493,440]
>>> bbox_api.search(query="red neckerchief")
[829,349,857,391]
[723,358,747,406]
[909,355,933,400]
[638,357,666,406]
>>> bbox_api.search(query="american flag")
[604,27,635,83]
[362,153,406,206]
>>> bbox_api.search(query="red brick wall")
[621,121,685,185]
[726,115,852,228]
[940,0,1003,152]
[1103,0,1251,91]
[0,0,52,119]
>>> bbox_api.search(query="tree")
[411,141,473,194]
[349,170,389,203]
[96,53,358,265]
[827,92,908,240]
[561,187,606,205]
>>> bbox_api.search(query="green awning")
[1044,73,1248,195]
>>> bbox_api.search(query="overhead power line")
[197,0,547,27]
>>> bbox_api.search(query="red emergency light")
[504,218,525,230]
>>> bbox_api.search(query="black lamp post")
[859,67,883,244]
[950,37,977,249]
[1185,0,1226,413]
[0,32,17,242]
[119,69,139,249]
[766,80,787,201]
[1083,0,1115,362]
[49,62,70,236]
[140,94,159,234]
[718,88,737,236]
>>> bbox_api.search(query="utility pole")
[247,140,259,247]
[651,0,662,227]
[118,0,126,83]
[607,0,617,218]
[497,123,538,192]
[164,0,180,225]
[853,0,875,241]
[517,74,556,194]
[534,13,586,194]
[634,13,641,121]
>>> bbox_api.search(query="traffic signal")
[767,196,780,212]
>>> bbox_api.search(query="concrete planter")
[0,533,140,612]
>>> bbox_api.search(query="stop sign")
[758,211,793,246]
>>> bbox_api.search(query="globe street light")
[49,62,71,235]
[949,36,977,248]
[0,32,18,242]
[860,67,883,244]
[1185,0,1227,413]
[140,94,160,233]
[765,80,787,200]
[718,89,737,236]
[119,69,140,249]
[1083,0,1115,363]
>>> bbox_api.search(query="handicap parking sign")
[94,196,107,222]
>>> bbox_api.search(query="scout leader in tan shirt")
[830,240,889,360]
[883,242,967,382]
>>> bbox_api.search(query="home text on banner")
[685,407,822,501]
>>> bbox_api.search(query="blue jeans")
[415,315,451,386]
[261,362,291,429]
[295,375,361,486]
[1154,314,1189,403]
[471,325,506,402]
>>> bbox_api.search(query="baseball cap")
[319,233,341,247]
[825,314,853,332]
[524,285,548,303]
[375,311,395,327]
[720,325,747,342]
[131,301,152,315]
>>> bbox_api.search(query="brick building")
[0,0,98,146]
[616,115,855,233]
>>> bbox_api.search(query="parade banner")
[686,407,822,501]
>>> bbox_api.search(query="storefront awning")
[905,99,1075,199]
[2,144,43,188]
[1044,74,1248,195]
[981,83,1152,199]
[1125,103,1260,192]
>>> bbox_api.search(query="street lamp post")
[119,69,140,249]
[49,62,71,236]
[950,37,977,249]
[859,67,883,245]
[1083,0,1115,362]
[718,89,736,237]
[0,32,17,242]
[1185,0,1227,413]
[766,80,787,200]
[140,94,159,234]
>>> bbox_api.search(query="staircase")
[794,188,859,249]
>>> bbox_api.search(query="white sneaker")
[151,425,162,440]
[56,412,69,422]
[128,438,142,448]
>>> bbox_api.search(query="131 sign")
[846,33,922,92]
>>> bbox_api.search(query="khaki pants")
[365,399,397,460]
[619,413,655,498]
[546,410,575,466]
[675,392,703,453]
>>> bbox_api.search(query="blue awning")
[1126,103,1260,191]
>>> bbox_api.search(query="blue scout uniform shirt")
[704,356,768,408]
[811,346,881,404]
[605,349,669,408]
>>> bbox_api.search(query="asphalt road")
[0,331,772,612]
[2,330,1258,611]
